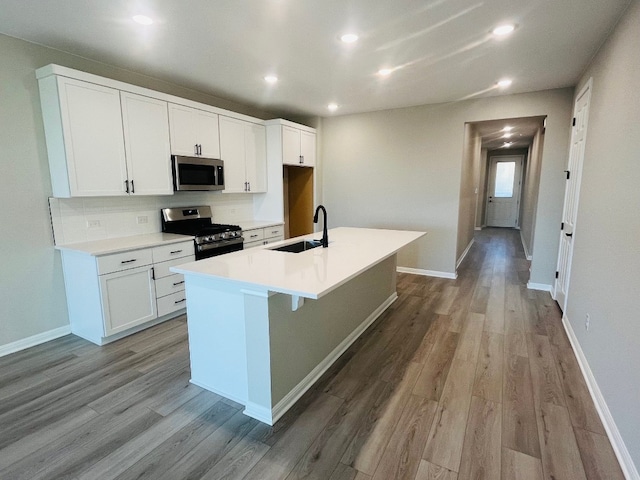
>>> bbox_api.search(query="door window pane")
[494,162,515,197]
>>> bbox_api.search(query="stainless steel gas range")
[161,206,243,260]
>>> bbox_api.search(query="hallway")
[0,229,624,479]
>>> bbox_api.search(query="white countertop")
[172,227,425,299]
[55,233,193,256]
[237,220,284,231]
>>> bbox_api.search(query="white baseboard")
[474,226,482,231]
[267,291,399,426]
[527,281,552,292]
[520,230,533,260]
[243,401,274,425]
[0,325,71,358]
[397,266,457,280]
[562,315,640,480]
[456,238,475,269]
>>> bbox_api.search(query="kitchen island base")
[186,255,397,425]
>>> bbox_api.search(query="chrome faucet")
[313,205,329,248]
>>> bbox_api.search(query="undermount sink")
[270,240,323,253]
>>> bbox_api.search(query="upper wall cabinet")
[168,104,220,159]
[39,76,129,197]
[282,125,316,167]
[120,92,172,195]
[219,116,267,193]
[38,75,173,197]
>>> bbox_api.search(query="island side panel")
[184,277,248,404]
[268,255,397,409]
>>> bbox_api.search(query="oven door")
[196,238,243,260]
[173,156,224,191]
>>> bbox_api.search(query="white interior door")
[555,79,592,311]
[486,155,523,227]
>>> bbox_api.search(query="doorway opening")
[456,116,547,270]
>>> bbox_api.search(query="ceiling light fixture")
[502,126,513,132]
[340,33,359,44]
[132,15,154,25]
[492,24,515,36]
[377,68,394,76]
[264,75,278,84]
[497,78,512,88]
[503,133,512,138]
[327,103,339,112]
[503,142,513,148]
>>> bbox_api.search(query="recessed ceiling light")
[503,133,512,138]
[497,78,512,88]
[502,142,513,147]
[264,75,278,84]
[327,103,339,112]
[132,15,153,25]
[340,33,359,44]
[492,24,515,36]
[502,126,513,132]
[377,68,394,76]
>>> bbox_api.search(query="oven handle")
[197,237,244,252]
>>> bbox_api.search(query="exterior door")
[555,79,592,311]
[486,155,523,227]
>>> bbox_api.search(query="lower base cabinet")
[60,240,194,345]
[244,224,284,249]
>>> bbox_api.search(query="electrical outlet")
[87,219,101,229]
[585,314,590,331]
[136,215,148,225]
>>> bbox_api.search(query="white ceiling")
[474,116,545,150]
[0,0,630,117]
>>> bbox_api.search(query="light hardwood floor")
[0,228,625,479]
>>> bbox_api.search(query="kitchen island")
[172,227,425,424]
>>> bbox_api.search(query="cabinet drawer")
[244,240,264,250]
[244,229,264,242]
[152,241,194,263]
[264,225,284,239]
[263,235,285,245]
[157,290,187,317]
[97,249,153,275]
[155,273,186,298]
[154,255,195,279]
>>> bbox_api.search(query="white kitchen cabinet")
[243,224,285,249]
[219,116,267,193]
[168,103,220,158]
[39,76,128,197]
[100,265,157,336]
[282,125,316,167]
[120,92,173,195]
[38,76,173,197]
[59,238,194,345]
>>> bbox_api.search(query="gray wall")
[0,34,279,350]
[456,124,480,263]
[320,89,573,278]
[564,0,640,468]
[520,130,544,258]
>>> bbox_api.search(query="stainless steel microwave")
[172,156,224,191]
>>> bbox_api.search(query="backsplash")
[49,193,254,245]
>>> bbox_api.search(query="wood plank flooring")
[0,228,625,479]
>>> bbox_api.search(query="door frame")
[484,154,525,228]
[553,78,592,310]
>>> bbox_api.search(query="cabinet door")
[121,93,173,195]
[196,110,221,159]
[245,123,267,192]
[99,265,157,336]
[219,116,247,193]
[57,77,128,196]
[300,130,316,167]
[282,125,302,166]
[168,104,198,156]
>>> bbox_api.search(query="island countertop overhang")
[171,227,426,300]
